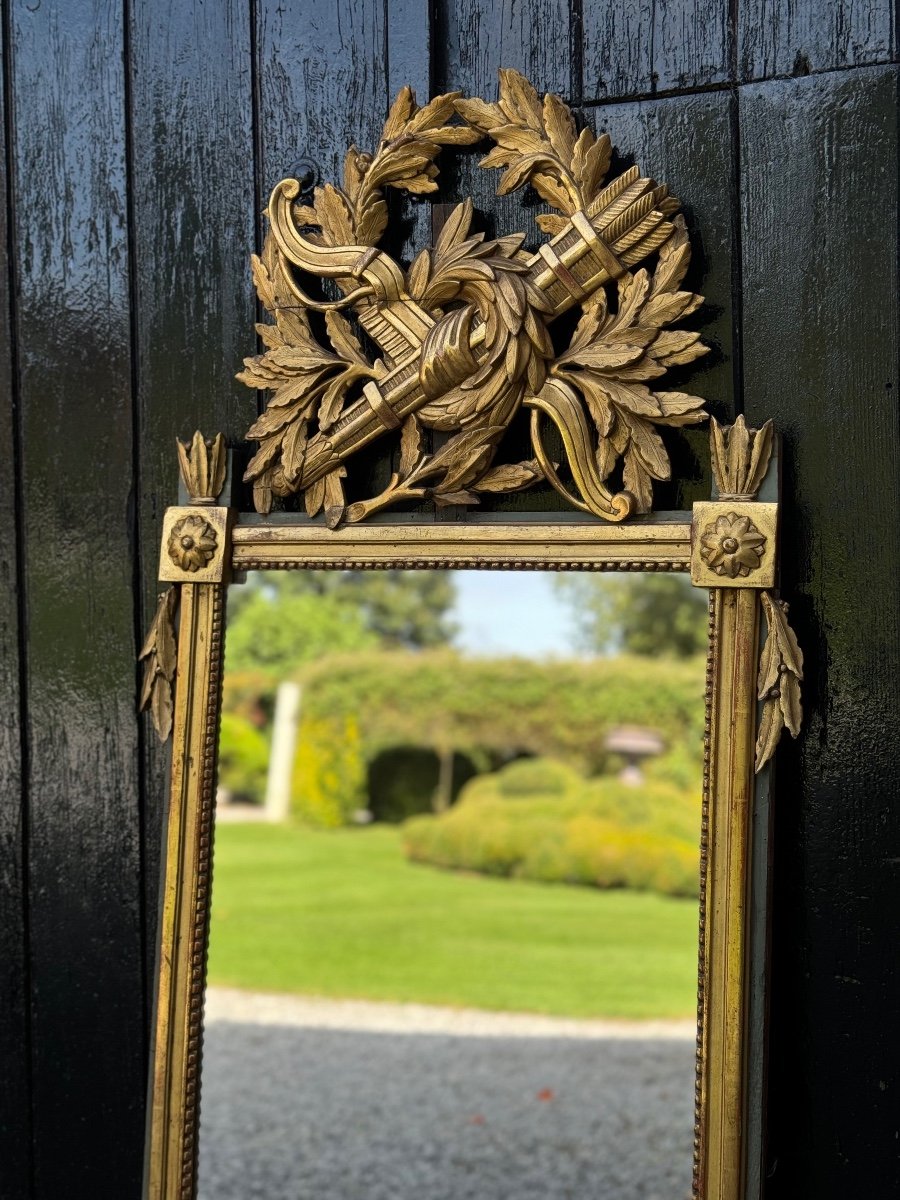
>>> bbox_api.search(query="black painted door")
[0,3,897,1197]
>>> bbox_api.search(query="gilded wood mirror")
[140,70,802,1200]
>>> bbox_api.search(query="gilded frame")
[141,419,801,1200]
[139,64,805,1200]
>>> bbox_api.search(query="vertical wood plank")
[582,0,731,102]
[128,0,257,998]
[256,0,388,206]
[739,0,895,81]
[387,0,431,96]
[255,0,392,503]
[8,0,145,1194]
[432,0,572,513]
[0,5,30,1193]
[739,65,900,1198]
[386,0,432,268]
[585,90,737,509]
[433,0,571,255]
[437,0,571,99]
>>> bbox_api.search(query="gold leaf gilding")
[239,70,710,525]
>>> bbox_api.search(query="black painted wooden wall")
[0,2,897,1197]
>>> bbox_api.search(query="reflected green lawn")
[207,824,699,1019]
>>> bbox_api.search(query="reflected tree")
[555,574,707,658]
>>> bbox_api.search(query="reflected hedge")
[223,650,706,827]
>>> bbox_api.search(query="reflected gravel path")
[198,990,695,1200]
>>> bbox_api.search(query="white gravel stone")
[198,990,696,1199]
[204,987,697,1041]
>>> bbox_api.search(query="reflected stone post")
[265,682,302,823]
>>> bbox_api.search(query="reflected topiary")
[496,756,582,797]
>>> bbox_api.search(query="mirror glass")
[198,568,708,1200]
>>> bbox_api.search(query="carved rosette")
[140,431,230,742]
[699,512,766,578]
[692,415,803,771]
[167,514,218,573]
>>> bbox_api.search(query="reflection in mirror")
[198,569,708,1200]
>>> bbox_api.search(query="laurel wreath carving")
[238,69,710,522]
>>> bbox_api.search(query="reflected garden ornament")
[238,70,710,525]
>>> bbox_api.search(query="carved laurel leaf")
[239,73,712,525]
[312,183,356,247]
[455,69,609,216]
[139,588,178,743]
[542,93,576,161]
[298,87,479,252]
[398,414,423,478]
[382,86,415,140]
[243,352,374,488]
[250,252,277,312]
[755,593,804,771]
[281,418,309,486]
[549,212,709,512]
[241,241,378,497]
[406,246,431,295]
[305,476,326,518]
[250,236,318,351]
[325,311,369,366]
[472,459,545,493]
[536,213,569,235]
[571,127,612,199]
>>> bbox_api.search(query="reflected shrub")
[217,713,270,804]
[293,715,366,827]
[403,756,700,898]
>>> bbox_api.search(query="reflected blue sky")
[450,571,581,658]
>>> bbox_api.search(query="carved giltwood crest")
[238,70,711,526]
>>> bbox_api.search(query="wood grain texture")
[582,0,731,102]
[386,0,432,273]
[433,0,570,244]
[256,0,387,200]
[0,9,30,1194]
[739,0,895,81]
[586,90,737,509]
[128,0,257,995]
[436,0,571,98]
[0,3,895,1195]
[739,66,900,1197]
[255,0,394,504]
[7,0,146,1196]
